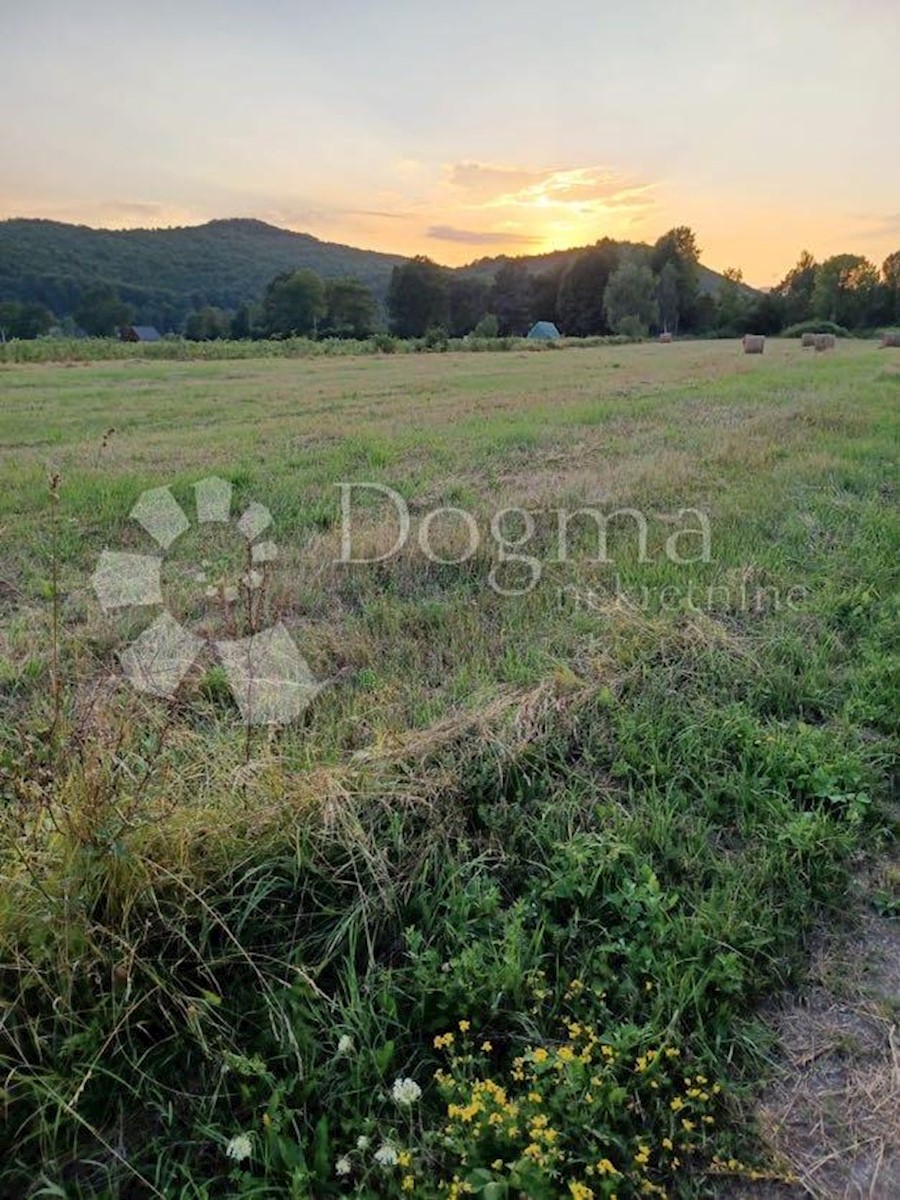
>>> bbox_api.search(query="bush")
[423,325,450,351]
[472,314,500,339]
[612,315,649,340]
[781,319,849,339]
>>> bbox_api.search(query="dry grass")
[722,870,899,1200]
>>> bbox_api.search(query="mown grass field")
[0,341,897,1198]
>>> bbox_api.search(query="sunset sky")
[3,0,898,285]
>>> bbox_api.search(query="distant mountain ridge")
[0,216,756,330]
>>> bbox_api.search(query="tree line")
[1,229,898,343]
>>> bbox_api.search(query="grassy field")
[0,341,897,1198]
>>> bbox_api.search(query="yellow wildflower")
[569,1182,594,1200]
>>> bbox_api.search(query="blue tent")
[527,321,561,340]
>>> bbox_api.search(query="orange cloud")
[447,162,657,214]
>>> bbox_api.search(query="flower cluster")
[432,1016,732,1197]
[392,1076,423,1106]
[327,1076,422,1190]
[225,1132,253,1163]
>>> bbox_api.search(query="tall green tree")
[0,299,54,340]
[774,250,817,325]
[529,270,562,327]
[650,227,701,332]
[603,260,658,336]
[713,267,753,334]
[490,262,534,335]
[656,262,679,335]
[812,255,880,327]
[447,276,490,337]
[230,303,254,339]
[745,290,786,336]
[73,284,133,336]
[323,278,377,338]
[557,240,619,336]
[881,251,900,323]
[386,257,449,337]
[262,269,326,337]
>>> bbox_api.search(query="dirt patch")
[717,862,899,1199]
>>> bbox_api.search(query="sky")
[2,0,899,286]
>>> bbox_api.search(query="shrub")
[372,332,398,354]
[423,325,450,351]
[611,315,648,340]
[781,319,849,339]
[472,314,500,339]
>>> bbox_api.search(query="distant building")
[120,325,161,343]
[526,321,561,340]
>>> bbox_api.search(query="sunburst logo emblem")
[90,476,319,725]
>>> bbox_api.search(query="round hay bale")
[742,334,765,354]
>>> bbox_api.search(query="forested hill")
[458,244,754,299]
[0,218,408,329]
[0,216,753,331]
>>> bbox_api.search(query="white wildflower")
[392,1076,422,1106]
[336,1034,353,1056]
[374,1142,399,1167]
[225,1133,252,1162]
[356,1134,371,1150]
[335,1155,352,1176]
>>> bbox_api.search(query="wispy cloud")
[426,224,540,246]
[345,209,406,220]
[447,162,657,215]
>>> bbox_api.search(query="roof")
[527,321,560,339]
[129,325,161,341]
